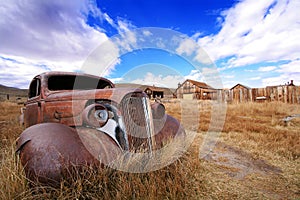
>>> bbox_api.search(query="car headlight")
[94,108,108,124]
[82,104,108,128]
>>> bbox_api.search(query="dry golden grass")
[0,100,299,199]
[165,100,300,199]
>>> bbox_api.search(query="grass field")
[0,100,299,199]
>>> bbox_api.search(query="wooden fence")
[217,85,300,104]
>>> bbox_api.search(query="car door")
[24,77,42,127]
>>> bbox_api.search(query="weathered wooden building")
[144,86,175,99]
[117,80,300,103]
[230,83,252,103]
[264,85,299,103]
[115,83,175,99]
[226,80,300,104]
[176,79,217,100]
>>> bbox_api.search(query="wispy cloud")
[0,0,108,61]
[130,72,184,88]
[276,59,300,73]
[184,70,204,81]
[0,54,83,88]
[258,66,277,72]
[197,0,300,68]
[262,59,300,86]
[0,0,131,88]
[223,75,235,79]
[176,38,198,56]
[248,76,261,80]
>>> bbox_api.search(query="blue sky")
[0,0,299,89]
[92,0,235,36]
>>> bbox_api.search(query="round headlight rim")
[82,103,109,128]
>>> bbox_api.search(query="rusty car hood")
[45,88,146,103]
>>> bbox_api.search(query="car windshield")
[47,75,113,91]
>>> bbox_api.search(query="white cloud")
[114,30,137,52]
[143,30,152,37]
[262,75,290,87]
[108,77,124,83]
[201,67,224,88]
[106,19,137,53]
[0,0,131,88]
[248,76,261,80]
[262,59,300,86]
[81,39,120,77]
[194,48,213,64]
[276,59,300,73]
[197,0,300,68]
[130,72,185,88]
[0,0,109,62]
[258,66,277,72]
[176,38,197,56]
[184,70,203,81]
[103,13,115,27]
[0,54,85,88]
[223,75,235,79]
[176,38,212,64]
[222,80,236,89]
[181,68,224,88]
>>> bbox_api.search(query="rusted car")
[16,71,185,185]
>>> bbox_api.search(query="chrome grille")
[120,95,154,153]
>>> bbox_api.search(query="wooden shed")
[115,83,175,99]
[229,80,300,104]
[144,86,165,99]
[230,83,251,103]
[176,79,217,100]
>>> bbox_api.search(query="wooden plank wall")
[176,80,300,104]
[221,86,300,104]
[176,81,218,100]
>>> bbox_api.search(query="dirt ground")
[203,141,283,180]
[183,129,299,199]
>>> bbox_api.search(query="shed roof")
[115,83,174,95]
[183,79,214,89]
[230,83,251,90]
[144,86,164,92]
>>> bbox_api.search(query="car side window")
[29,78,41,98]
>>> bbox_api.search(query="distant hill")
[0,84,28,101]
[0,84,28,95]
[115,83,144,89]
